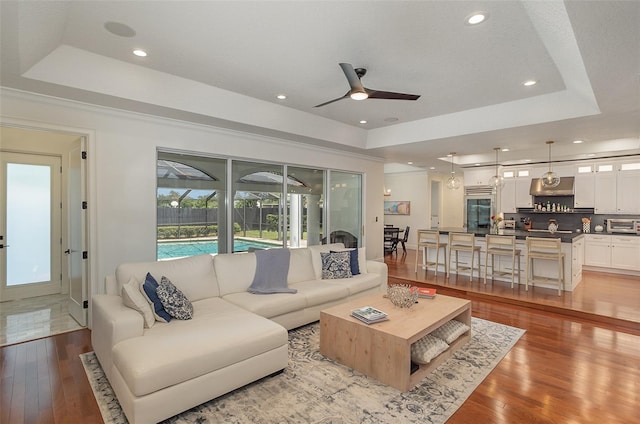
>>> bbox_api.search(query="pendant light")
[488,147,504,189]
[446,152,461,190]
[540,140,560,188]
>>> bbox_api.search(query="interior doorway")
[0,125,88,338]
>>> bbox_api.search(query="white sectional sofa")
[91,243,387,424]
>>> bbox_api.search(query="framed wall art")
[384,201,410,215]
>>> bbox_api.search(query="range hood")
[529,176,575,196]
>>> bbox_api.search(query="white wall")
[382,171,429,250]
[384,171,464,248]
[1,89,385,305]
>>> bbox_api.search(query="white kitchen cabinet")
[464,168,495,186]
[610,236,640,271]
[574,173,595,208]
[594,172,617,214]
[515,178,533,208]
[572,236,584,282]
[584,234,612,267]
[616,169,640,214]
[499,179,516,213]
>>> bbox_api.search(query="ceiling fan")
[314,63,421,108]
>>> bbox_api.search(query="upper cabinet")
[463,168,495,186]
[616,164,640,214]
[574,165,595,208]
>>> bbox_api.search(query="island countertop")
[430,227,582,243]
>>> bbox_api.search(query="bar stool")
[448,232,481,281]
[525,237,564,296]
[484,235,521,288]
[414,230,448,276]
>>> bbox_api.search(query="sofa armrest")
[365,260,388,291]
[91,294,144,381]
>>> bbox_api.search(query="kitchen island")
[420,227,582,291]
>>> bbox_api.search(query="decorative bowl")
[387,284,418,308]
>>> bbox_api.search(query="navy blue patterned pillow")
[156,276,194,320]
[321,251,352,280]
[331,249,360,275]
[141,273,172,323]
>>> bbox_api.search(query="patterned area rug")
[80,317,524,424]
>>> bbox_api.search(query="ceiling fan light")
[540,171,560,188]
[350,90,368,101]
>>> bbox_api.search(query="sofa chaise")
[91,243,388,423]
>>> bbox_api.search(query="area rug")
[80,317,524,424]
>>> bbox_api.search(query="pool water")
[157,239,281,260]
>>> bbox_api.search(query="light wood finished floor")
[386,249,640,334]
[1,252,638,423]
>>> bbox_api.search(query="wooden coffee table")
[319,292,471,392]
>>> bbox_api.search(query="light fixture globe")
[350,90,368,101]
[540,140,560,188]
[540,171,560,188]
[488,147,505,189]
[446,152,461,190]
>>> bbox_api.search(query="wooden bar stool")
[414,230,448,276]
[525,237,565,296]
[484,234,521,288]
[448,232,481,280]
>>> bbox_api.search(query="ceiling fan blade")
[366,89,421,101]
[339,63,365,92]
[314,92,349,108]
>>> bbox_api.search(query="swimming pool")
[157,239,282,260]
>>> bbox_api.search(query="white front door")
[66,140,87,325]
[1,152,62,301]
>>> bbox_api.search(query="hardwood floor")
[385,248,640,334]
[1,252,638,423]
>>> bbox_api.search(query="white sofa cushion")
[222,291,308,319]
[308,243,346,279]
[121,276,155,328]
[116,254,219,301]
[289,280,350,307]
[112,298,287,397]
[324,272,381,296]
[287,247,316,283]
[214,252,257,296]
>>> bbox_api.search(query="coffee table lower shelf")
[319,292,471,392]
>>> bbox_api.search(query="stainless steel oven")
[464,186,495,230]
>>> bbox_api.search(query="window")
[598,164,613,172]
[157,151,359,259]
[503,171,515,178]
[157,152,227,258]
[517,170,529,177]
[620,163,640,171]
[577,165,593,173]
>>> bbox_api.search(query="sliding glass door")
[328,171,362,248]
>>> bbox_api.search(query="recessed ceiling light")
[276,94,287,100]
[573,140,584,144]
[501,148,510,152]
[466,12,488,25]
[407,161,413,165]
[429,167,436,170]
[523,80,537,86]
[133,49,147,57]
[587,153,596,157]
[474,163,481,166]
[384,117,399,123]
[359,120,367,124]
[524,159,532,162]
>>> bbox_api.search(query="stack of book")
[416,287,437,299]
[351,306,388,324]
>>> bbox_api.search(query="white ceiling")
[1,1,639,174]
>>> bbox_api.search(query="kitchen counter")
[432,227,582,243]
[432,227,639,243]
